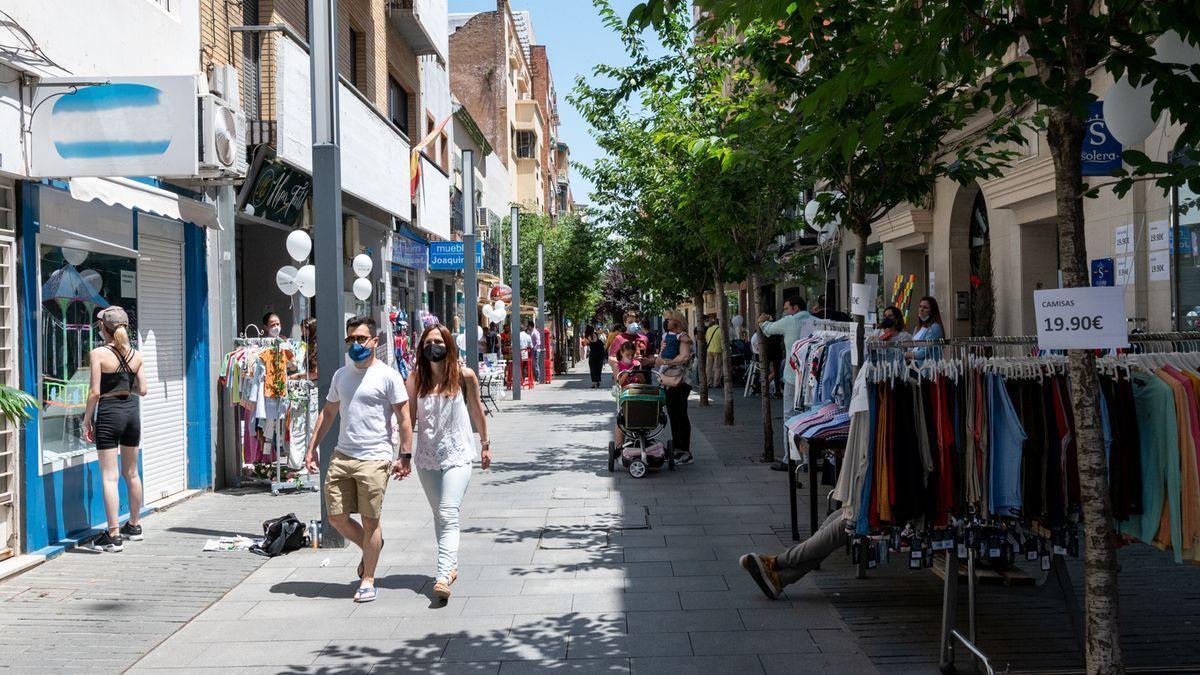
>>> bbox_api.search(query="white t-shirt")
[519,331,533,350]
[326,362,409,461]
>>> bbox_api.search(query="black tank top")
[99,346,138,397]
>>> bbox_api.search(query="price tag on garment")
[1033,286,1129,350]
[850,283,876,317]
[849,365,870,414]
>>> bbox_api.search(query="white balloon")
[286,230,312,262]
[1153,30,1200,73]
[731,315,744,329]
[803,199,821,228]
[455,333,467,352]
[296,264,316,298]
[352,253,374,278]
[352,277,373,301]
[80,269,103,293]
[477,326,484,341]
[1103,76,1159,145]
[276,265,300,296]
[62,247,88,266]
[805,192,841,232]
[493,300,507,312]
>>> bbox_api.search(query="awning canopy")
[69,177,221,229]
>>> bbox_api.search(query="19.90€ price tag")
[1034,286,1129,350]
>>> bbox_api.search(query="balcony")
[387,0,448,63]
[514,99,543,132]
[236,27,412,219]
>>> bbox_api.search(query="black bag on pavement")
[250,513,308,557]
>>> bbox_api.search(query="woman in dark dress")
[586,325,606,388]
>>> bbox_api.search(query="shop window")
[1177,185,1200,330]
[39,246,137,464]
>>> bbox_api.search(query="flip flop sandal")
[353,585,377,603]
[357,538,385,579]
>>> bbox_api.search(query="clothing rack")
[851,333,1200,673]
[812,318,859,334]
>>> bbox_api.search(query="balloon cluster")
[1102,30,1200,146]
[804,192,842,246]
[276,231,315,297]
[482,299,508,324]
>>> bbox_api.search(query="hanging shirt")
[987,373,1028,518]
[1121,372,1181,562]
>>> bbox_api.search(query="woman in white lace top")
[404,324,491,601]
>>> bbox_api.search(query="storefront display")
[1177,185,1200,330]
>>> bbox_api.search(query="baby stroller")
[607,367,675,478]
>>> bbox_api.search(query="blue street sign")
[1082,101,1122,176]
[428,240,484,270]
[1091,257,1114,287]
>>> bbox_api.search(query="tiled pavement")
[7,366,871,674]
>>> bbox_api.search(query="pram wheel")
[628,459,647,478]
[607,441,616,473]
[667,440,675,470]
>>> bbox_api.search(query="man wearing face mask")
[306,316,413,604]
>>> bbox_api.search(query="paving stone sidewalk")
[107,366,870,674]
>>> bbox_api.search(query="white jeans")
[417,464,473,581]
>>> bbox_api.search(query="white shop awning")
[68,177,221,229]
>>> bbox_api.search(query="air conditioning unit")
[476,207,488,231]
[209,64,240,108]
[198,93,248,179]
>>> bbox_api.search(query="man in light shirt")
[526,320,543,381]
[758,296,814,459]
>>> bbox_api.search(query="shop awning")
[68,177,221,230]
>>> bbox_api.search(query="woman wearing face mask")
[263,312,286,338]
[908,296,945,360]
[876,306,912,342]
[404,324,491,601]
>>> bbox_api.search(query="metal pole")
[462,150,479,373]
[510,206,522,401]
[537,242,545,382]
[213,185,239,489]
[310,0,345,548]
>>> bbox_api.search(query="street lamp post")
[309,0,345,548]
[510,206,522,401]
[537,242,545,382]
[462,150,478,373]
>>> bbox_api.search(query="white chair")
[743,358,759,397]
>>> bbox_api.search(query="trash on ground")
[202,536,260,552]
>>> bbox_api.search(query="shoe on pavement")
[92,531,124,553]
[740,552,782,600]
[433,578,452,600]
[119,522,143,541]
[674,451,695,465]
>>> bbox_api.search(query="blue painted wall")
[18,183,213,555]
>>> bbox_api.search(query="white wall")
[2,0,201,77]
[421,59,454,125]
[274,35,411,220]
[0,67,24,178]
[416,0,450,65]
[483,151,511,218]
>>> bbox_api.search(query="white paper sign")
[1148,220,1170,252]
[850,283,876,317]
[1115,255,1135,286]
[928,271,936,299]
[1149,251,1170,282]
[120,270,137,298]
[849,364,870,414]
[1114,224,1133,255]
[1034,286,1129,350]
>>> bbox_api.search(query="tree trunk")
[751,271,774,462]
[1047,104,1123,675]
[715,276,735,425]
[693,288,710,407]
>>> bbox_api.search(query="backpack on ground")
[250,513,308,557]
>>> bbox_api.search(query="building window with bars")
[349,27,364,88]
[515,131,535,159]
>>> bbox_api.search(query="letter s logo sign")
[1088,119,1108,146]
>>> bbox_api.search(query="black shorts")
[94,396,141,449]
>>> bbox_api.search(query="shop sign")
[238,147,311,226]
[1082,101,1123,177]
[1090,258,1114,287]
[1034,286,1128,350]
[428,241,483,271]
[29,76,200,178]
[392,234,428,269]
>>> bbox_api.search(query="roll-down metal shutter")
[137,233,187,503]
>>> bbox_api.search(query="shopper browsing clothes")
[83,307,148,552]
[305,316,413,603]
[405,324,491,601]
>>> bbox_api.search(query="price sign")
[1034,286,1128,350]
[850,283,876,317]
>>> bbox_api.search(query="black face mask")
[424,343,448,363]
[880,317,897,329]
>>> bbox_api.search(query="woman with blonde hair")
[83,307,148,552]
[403,324,491,600]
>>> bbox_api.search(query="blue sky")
[448,0,664,207]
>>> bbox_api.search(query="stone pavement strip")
[2,367,873,674]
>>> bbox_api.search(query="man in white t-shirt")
[306,315,412,603]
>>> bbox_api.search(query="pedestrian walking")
[586,325,606,388]
[83,306,147,552]
[704,317,724,387]
[305,315,413,603]
[405,324,491,601]
[656,314,694,465]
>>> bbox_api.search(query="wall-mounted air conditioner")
[198,93,248,179]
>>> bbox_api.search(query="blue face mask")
[347,342,373,363]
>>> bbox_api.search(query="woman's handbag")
[659,365,687,388]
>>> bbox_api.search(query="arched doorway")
[968,192,994,336]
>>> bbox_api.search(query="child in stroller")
[609,349,673,478]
